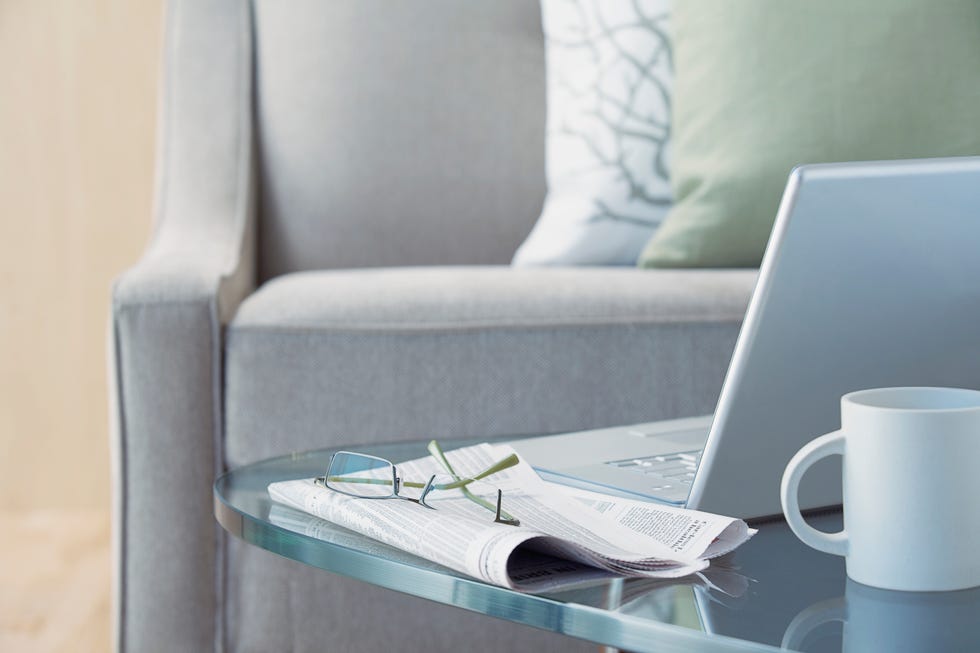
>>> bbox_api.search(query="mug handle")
[780,430,848,556]
[780,597,847,650]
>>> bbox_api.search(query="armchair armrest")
[109,1,254,651]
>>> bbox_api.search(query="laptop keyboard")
[604,449,703,503]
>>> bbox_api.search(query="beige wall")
[0,1,164,510]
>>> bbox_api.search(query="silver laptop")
[509,157,980,520]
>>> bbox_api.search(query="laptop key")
[645,465,688,476]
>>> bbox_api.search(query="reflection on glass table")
[214,439,980,653]
[783,579,980,653]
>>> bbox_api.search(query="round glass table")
[214,438,980,653]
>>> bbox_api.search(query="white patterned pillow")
[513,0,673,266]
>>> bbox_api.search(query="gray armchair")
[110,1,756,651]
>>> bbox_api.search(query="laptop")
[508,157,980,520]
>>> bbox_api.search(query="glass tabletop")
[214,438,980,653]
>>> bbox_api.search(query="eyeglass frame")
[314,452,442,507]
[314,441,520,526]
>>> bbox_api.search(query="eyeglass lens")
[326,452,396,498]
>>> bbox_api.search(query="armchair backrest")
[253,0,546,279]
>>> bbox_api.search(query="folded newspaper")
[268,442,755,593]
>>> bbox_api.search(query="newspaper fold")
[268,443,755,593]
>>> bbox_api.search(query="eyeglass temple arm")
[427,440,520,524]
[326,474,433,490]
[326,446,519,492]
[425,440,519,487]
[494,489,520,526]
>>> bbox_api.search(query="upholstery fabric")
[639,0,980,268]
[224,267,756,467]
[253,0,547,279]
[110,0,256,651]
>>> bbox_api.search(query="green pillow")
[639,0,980,268]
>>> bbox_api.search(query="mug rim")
[843,386,980,413]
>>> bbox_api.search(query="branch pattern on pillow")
[513,0,673,266]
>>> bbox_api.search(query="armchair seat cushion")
[224,267,757,467]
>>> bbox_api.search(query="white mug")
[780,387,980,591]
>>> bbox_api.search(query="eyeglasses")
[315,440,520,526]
